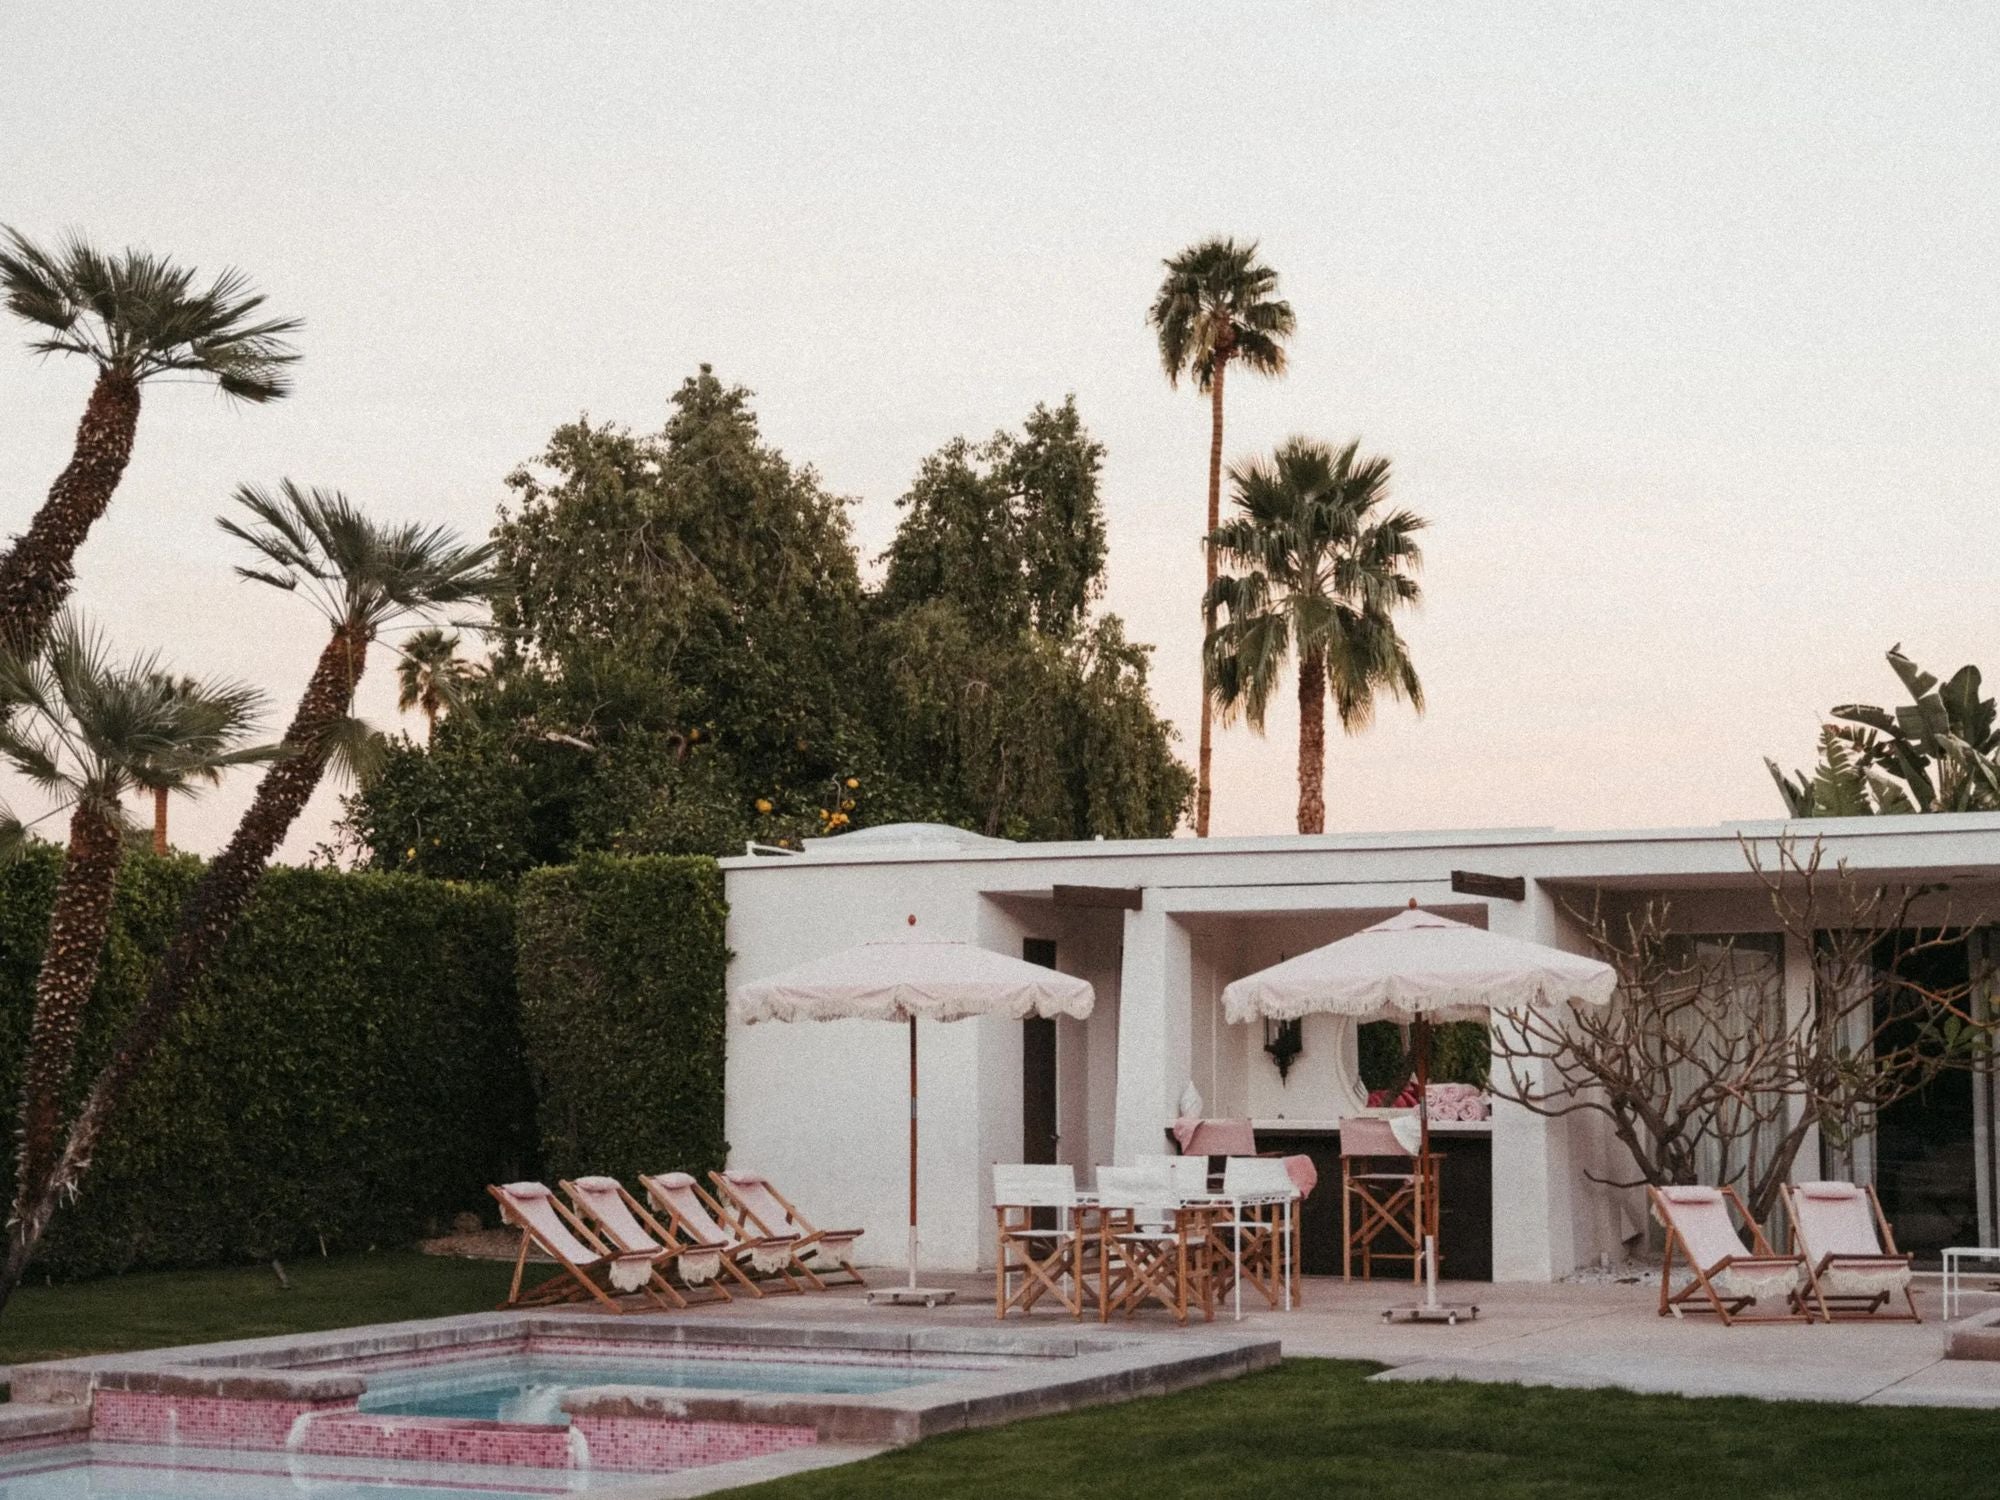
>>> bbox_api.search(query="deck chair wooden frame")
[1784,1181,1920,1324]
[709,1171,867,1289]
[993,1164,1081,1319]
[488,1181,675,1314]
[1096,1203,1219,1326]
[640,1171,804,1297]
[1651,1184,1810,1326]
[1093,1168,1219,1327]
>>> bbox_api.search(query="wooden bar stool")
[1340,1115,1435,1281]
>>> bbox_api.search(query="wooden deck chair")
[561,1176,721,1308]
[1650,1184,1809,1325]
[1340,1116,1427,1282]
[640,1171,802,1296]
[1095,1165,1217,1326]
[488,1181,672,1313]
[993,1164,1081,1319]
[709,1170,867,1288]
[1785,1180,1920,1323]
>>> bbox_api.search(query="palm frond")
[0,226,299,395]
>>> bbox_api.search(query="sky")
[2,3,1997,861]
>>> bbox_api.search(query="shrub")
[515,854,728,1186]
[0,848,534,1279]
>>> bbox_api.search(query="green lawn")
[721,1358,1999,1500]
[0,1251,512,1365]
[4,1261,1994,1499]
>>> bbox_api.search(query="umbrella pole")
[1416,1017,1437,1306]
[907,1016,919,1292]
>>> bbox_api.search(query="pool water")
[354,1352,938,1423]
[0,1443,613,1498]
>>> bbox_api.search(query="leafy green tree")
[1768,647,2000,817]
[0,229,299,656]
[342,372,1189,867]
[0,618,272,1307]
[1204,438,1425,834]
[879,397,1107,638]
[1149,237,1293,836]
[0,485,494,1305]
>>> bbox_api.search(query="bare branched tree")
[1491,837,1991,1226]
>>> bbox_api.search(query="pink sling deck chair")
[1784,1181,1919,1323]
[710,1170,867,1289]
[488,1181,671,1313]
[561,1177,727,1308]
[1650,1184,1808,1325]
[639,1171,804,1296]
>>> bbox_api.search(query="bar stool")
[1339,1115,1435,1281]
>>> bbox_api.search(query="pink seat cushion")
[1185,1120,1257,1156]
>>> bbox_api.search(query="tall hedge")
[516,854,728,1186]
[0,848,534,1280]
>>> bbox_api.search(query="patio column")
[1111,901,1192,1165]
[1487,893,1574,1281]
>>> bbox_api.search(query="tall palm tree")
[0,617,271,1249]
[395,626,483,741]
[1148,237,1293,837]
[0,229,300,656]
[0,484,494,1306]
[1203,438,1426,835]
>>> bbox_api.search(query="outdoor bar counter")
[1251,1118,1493,1280]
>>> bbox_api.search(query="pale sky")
[3,3,1996,861]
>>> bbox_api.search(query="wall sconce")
[1263,1017,1303,1084]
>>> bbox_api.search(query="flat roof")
[720,811,2000,873]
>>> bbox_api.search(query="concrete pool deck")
[600,1269,2000,1411]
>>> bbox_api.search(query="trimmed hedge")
[516,854,728,1187]
[0,848,535,1280]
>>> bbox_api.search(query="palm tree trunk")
[152,786,169,856]
[0,626,367,1312]
[0,371,142,657]
[1296,650,1327,834]
[6,803,125,1290]
[1196,356,1228,837]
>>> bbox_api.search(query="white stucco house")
[720,814,2000,1282]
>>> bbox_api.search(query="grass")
[5,1263,1994,1499]
[720,1358,2000,1500]
[0,1251,513,1365]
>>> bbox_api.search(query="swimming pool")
[4,1311,1279,1489]
[0,1442,622,1498]
[353,1350,944,1423]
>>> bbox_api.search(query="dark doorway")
[1022,939,1060,1166]
[1870,933,1977,1261]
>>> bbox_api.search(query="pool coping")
[5,1310,1280,1488]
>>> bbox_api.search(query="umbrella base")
[866,1285,959,1309]
[1381,1300,1479,1326]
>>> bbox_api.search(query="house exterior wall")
[721,813,2000,1281]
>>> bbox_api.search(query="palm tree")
[129,674,246,854]
[395,627,483,741]
[0,229,300,656]
[1148,237,1293,837]
[0,617,271,1254]
[0,484,494,1306]
[1203,438,1426,835]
